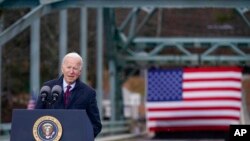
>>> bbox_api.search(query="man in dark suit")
[35,52,102,137]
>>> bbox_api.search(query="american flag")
[146,67,242,132]
[27,91,37,110]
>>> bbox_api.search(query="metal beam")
[124,55,250,62]
[2,0,250,9]
[96,7,104,118]
[80,7,88,83]
[0,12,3,128]
[52,0,250,9]
[236,8,250,28]
[0,0,39,8]
[58,9,68,75]
[40,0,63,5]
[0,4,52,47]
[30,17,40,97]
[133,37,250,44]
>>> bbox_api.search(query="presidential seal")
[33,115,62,141]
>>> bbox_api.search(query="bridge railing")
[98,120,131,136]
[0,123,11,140]
[96,119,146,141]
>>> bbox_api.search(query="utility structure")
[0,0,250,127]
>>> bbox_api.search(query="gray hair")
[62,52,83,70]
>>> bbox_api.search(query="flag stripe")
[147,110,240,118]
[184,88,241,92]
[183,72,242,80]
[184,97,241,101]
[183,67,242,73]
[148,116,240,121]
[149,126,230,131]
[183,90,241,98]
[147,107,241,111]
[183,81,241,89]
[147,119,239,127]
[184,78,241,82]
[146,100,241,108]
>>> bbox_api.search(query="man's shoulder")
[77,80,95,92]
[43,76,62,86]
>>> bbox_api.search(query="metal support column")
[96,7,103,118]
[30,17,40,97]
[0,13,3,126]
[104,8,124,121]
[80,7,88,83]
[109,60,116,121]
[59,9,68,75]
[104,8,116,122]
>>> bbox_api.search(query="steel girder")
[106,7,250,68]
[1,0,250,8]
[1,0,250,66]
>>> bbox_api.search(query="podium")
[10,109,94,141]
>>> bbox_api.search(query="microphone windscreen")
[51,85,62,95]
[40,85,51,94]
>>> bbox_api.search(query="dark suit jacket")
[35,75,102,137]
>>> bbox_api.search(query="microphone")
[40,86,51,102]
[51,85,62,103]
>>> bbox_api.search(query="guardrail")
[0,123,11,135]
[96,120,147,141]
[98,120,131,136]
[0,123,11,141]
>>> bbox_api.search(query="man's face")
[61,56,81,84]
